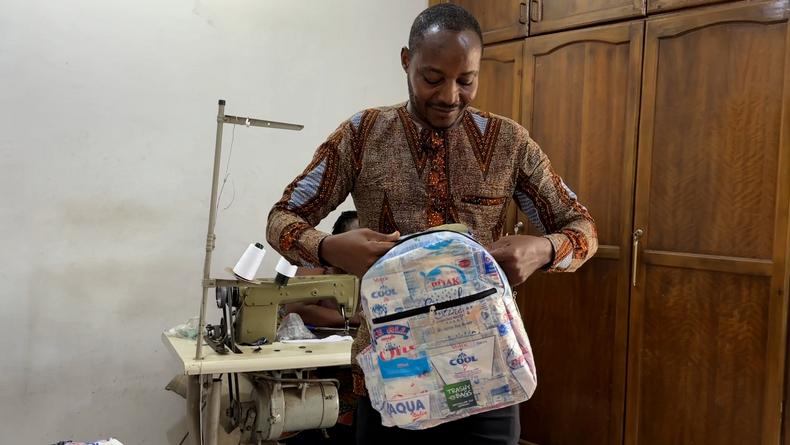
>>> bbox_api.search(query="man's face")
[402,28,482,130]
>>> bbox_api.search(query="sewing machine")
[162,100,360,445]
[232,275,357,346]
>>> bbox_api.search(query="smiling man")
[404,18,480,130]
[267,4,597,444]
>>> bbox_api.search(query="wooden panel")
[523,21,643,247]
[474,40,524,120]
[528,30,632,243]
[635,267,770,444]
[517,259,622,445]
[628,2,790,444]
[643,250,774,276]
[649,0,737,13]
[449,0,529,44]
[530,0,645,35]
[513,21,644,445]
[595,245,621,260]
[645,13,784,260]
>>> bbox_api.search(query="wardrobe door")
[529,0,645,35]
[474,40,524,120]
[626,2,790,444]
[515,21,644,445]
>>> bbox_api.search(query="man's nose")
[437,81,459,106]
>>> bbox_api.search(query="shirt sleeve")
[266,121,356,266]
[513,133,598,272]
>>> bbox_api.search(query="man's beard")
[405,77,465,131]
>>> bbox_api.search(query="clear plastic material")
[276,313,317,341]
[164,316,199,340]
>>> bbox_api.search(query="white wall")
[0,0,426,442]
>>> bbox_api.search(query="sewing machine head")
[225,274,359,346]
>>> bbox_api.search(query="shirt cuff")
[542,233,573,272]
[298,228,330,266]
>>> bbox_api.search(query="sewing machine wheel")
[216,287,231,308]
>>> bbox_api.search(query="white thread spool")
[274,257,298,286]
[233,243,266,281]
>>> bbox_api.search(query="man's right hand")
[319,228,400,277]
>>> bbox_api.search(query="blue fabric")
[513,190,546,234]
[350,111,364,131]
[288,158,326,209]
[471,113,488,135]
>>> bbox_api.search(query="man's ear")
[400,47,411,72]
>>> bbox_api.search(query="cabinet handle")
[530,0,543,22]
[632,228,644,287]
[513,221,524,236]
[519,2,528,24]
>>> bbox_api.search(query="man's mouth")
[430,106,459,115]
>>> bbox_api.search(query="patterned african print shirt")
[266,103,598,394]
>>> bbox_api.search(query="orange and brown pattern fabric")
[266,103,598,395]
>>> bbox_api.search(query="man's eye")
[424,76,442,85]
[458,80,474,86]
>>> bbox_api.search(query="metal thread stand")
[196,99,303,360]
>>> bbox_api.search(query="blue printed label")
[491,385,510,396]
[385,394,431,424]
[421,265,468,291]
[371,303,388,318]
[371,285,398,299]
[373,324,410,341]
[378,352,432,379]
[424,239,454,250]
[449,352,479,367]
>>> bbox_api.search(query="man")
[266,4,597,444]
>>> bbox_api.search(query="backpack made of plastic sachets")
[356,229,537,430]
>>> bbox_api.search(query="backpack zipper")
[371,288,497,324]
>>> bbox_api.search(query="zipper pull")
[429,305,437,324]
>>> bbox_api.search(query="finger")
[383,231,401,241]
[372,231,400,242]
[368,241,397,255]
[365,229,400,242]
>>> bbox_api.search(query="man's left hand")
[488,235,553,286]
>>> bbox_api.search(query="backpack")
[356,229,537,429]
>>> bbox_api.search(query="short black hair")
[332,210,358,235]
[408,4,483,52]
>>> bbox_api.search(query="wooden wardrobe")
[436,0,790,443]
